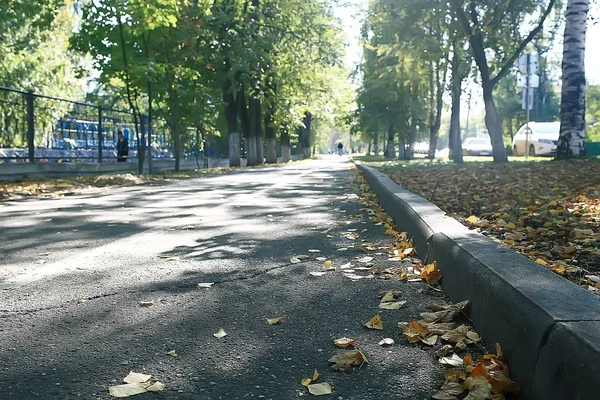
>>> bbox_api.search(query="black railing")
[0,85,175,164]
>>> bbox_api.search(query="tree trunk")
[449,49,464,163]
[254,98,264,165]
[147,82,153,173]
[397,135,406,160]
[280,129,290,162]
[367,140,371,156]
[302,112,312,158]
[264,105,277,163]
[482,81,508,162]
[170,89,181,172]
[373,133,379,156]
[557,0,588,159]
[385,125,395,159]
[223,79,240,167]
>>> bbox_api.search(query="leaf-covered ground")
[373,158,600,295]
[0,167,238,202]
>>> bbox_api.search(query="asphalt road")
[0,156,450,399]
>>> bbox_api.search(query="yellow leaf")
[166,350,177,357]
[380,292,395,302]
[323,260,333,268]
[267,317,283,325]
[307,382,332,395]
[402,247,415,255]
[365,315,383,330]
[535,258,548,266]
[384,229,394,235]
[123,372,152,383]
[333,337,356,348]
[312,369,319,382]
[145,382,165,392]
[301,378,312,387]
[421,334,438,346]
[213,328,227,338]
[505,222,517,230]
[139,301,153,307]
[465,216,478,224]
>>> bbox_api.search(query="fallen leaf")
[290,257,302,264]
[139,301,153,307]
[39,252,51,257]
[145,382,164,392]
[123,372,153,384]
[108,383,149,397]
[301,378,312,387]
[337,247,348,251]
[357,256,374,263]
[309,249,321,253]
[307,382,332,395]
[323,260,333,268]
[333,337,356,348]
[166,350,177,357]
[463,376,493,400]
[379,338,395,346]
[432,381,464,400]
[310,271,327,277]
[379,301,407,310]
[420,300,470,322]
[421,334,438,346]
[380,292,395,302]
[465,216,478,224]
[441,325,471,344]
[402,320,431,343]
[267,317,283,325]
[328,349,368,371]
[365,315,383,330]
[535,258,548,266]
[197,282,214,288]
[420,261,443,285]
[439,353,463,366]
[213,328,227,338]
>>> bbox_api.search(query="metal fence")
[0,85,175,164]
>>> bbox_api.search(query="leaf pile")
[377,159,600,293]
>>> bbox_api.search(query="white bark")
[558,0,588,159]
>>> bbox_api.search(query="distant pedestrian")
[117,130,129,162]
[337,142,343,156]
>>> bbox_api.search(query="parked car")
[512,121,560,156]
[462,137,493,156]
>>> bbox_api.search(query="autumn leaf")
[109,372,165,398]
[333,337,356,348]
[465,216,478,224]
[402,320,430,343]
[379,301,407,310]
[310,271,327,277]
[290,257,302,264]
[166,350,177,357]
[323,260,333,268]
[420,261,443,285]
[307,382,332,395]
[197,282,214,288]
[365,315,383,330]
[139,301,153,307]
[439,353,463,367]
[267,317,283,325]
[432,381,464,400]
[420,300,470,322]
[213,328,227,338]
[378,338,395,346]
[328,349,368,371]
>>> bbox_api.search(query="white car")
[462,137,493,156]
[512,122,560,156]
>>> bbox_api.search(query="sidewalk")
[1,157,458,399]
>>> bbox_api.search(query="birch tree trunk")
[557,0,588,159]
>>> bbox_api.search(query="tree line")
[1,0,351,171]
[354,0,589,162]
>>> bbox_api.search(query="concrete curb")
[356,161,600,400]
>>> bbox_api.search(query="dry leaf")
[402,320,430,343]
[310,271,327,277]
[328,349,368,371]
[109,383,149,397]
[309,249,321,253]
[301,378,312,387]
[420,300,470,322]
[290,257,302,264]
[365,315,383,330]
[139,301,153,307]
[379,301,407,310]
[463,376,493,400]
[197,282,214,288]
[333,337,356,348]
[420,261,443,285]
[465,216,478,224]
[145,382,164,392]
[307,382,332,395]
[421,334,438,346]
[123,372,153,384]
[323,260,333,268]
[213,328,227,338]
[267,317,283,325]
[432,381,464,400]
[166,350,177,357]
[439,353,463,367]
[441,325,471,344]
[380,292,395,302]
[379,338,395,346]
